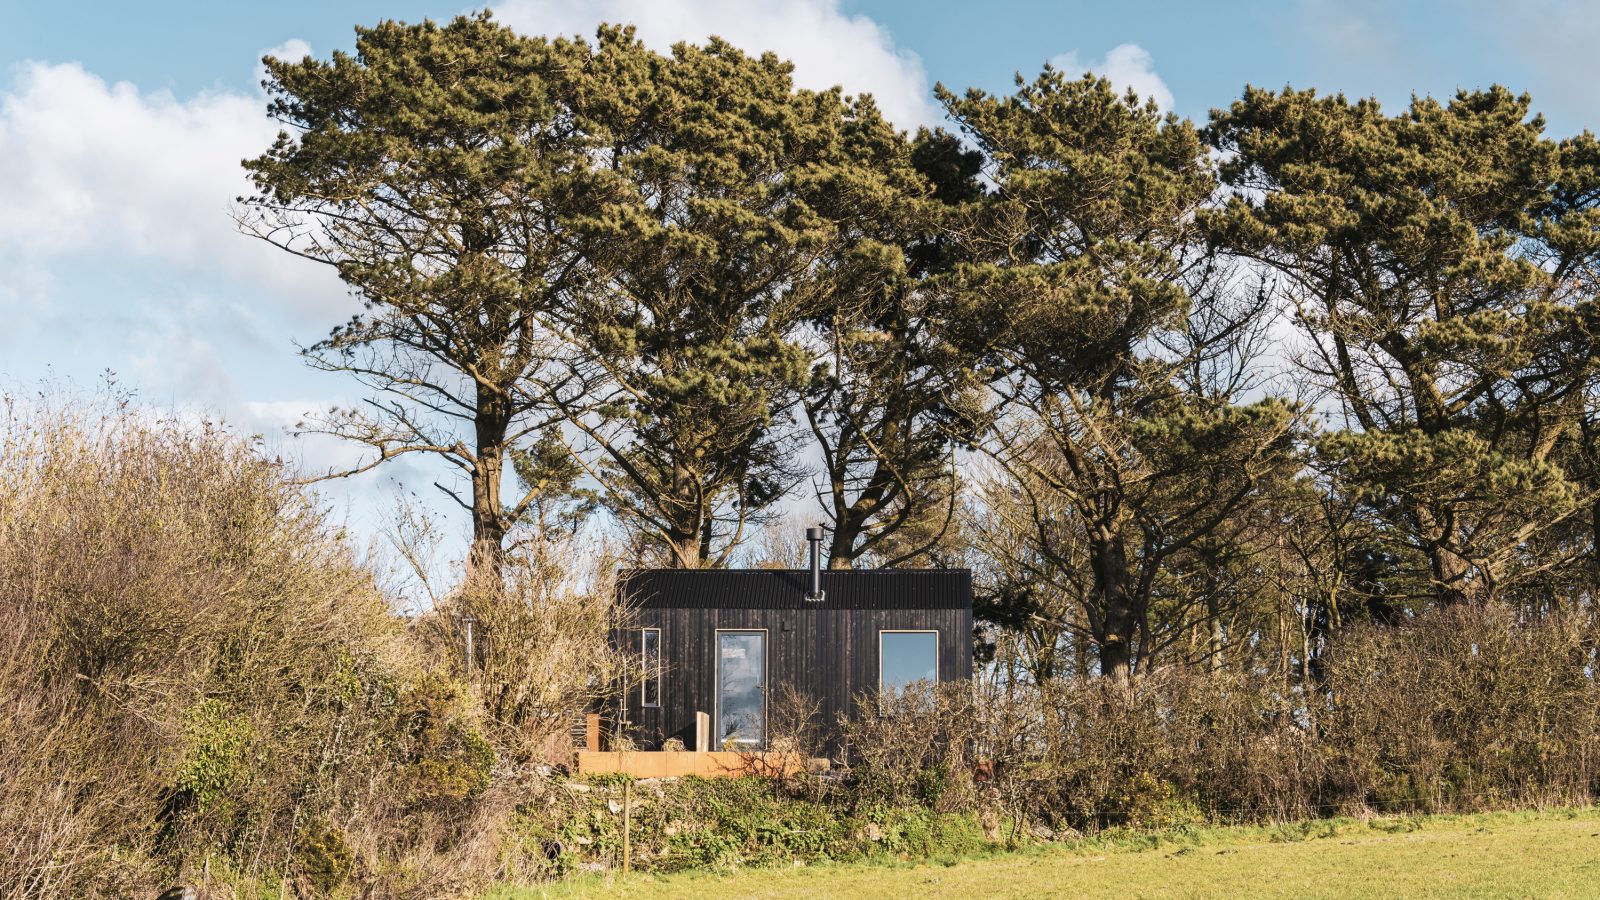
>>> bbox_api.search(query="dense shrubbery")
[509,605,1600,878]
[0,397,614,898]
[507,775,991,876]
[0,397,410,896]
[832,606,1600,837]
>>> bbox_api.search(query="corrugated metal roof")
[619,568,972,610]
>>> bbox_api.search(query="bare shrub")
[740,684,828,791]
[952,602,1600,833]
[0,392,458,897]
[768,683,825,760]
[0,616,148,896]
[1323,601,1600,814]
[1023,670,1321,828]
[414,541,633,766]
[842,682,983,812]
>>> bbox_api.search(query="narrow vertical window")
[641,628,661,707]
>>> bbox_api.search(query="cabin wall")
[620,605,972,752]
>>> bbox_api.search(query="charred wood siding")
[616,570,973,752]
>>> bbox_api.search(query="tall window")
[716,630,766,749]
[880,630,938,694]
[641,628,661,707]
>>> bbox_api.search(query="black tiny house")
[615,553,973,753]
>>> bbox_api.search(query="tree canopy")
[241,15,604,581]
[242,14,1600,689]
[1208,86,1600,607]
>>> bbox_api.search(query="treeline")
[242,13,1600,683]
[6,393,1600,897]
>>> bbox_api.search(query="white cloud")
[257,38,314,85]
[1049,43,1174,111]
[0,47,374,513]
[0,43,490,574]
[491,0,936,127]
[0,56,348,329]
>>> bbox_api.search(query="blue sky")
[3,0,1597,567]
[6,1,1596,131]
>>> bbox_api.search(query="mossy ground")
[494,806,1600,899]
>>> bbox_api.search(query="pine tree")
[939,69,1300,679]
[241,14,602,584]
[1208,86,1600,607]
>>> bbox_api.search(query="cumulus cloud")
[1049,43,1174,111]
[0,56,348,329]
[491,0,936,127]
[0,47,370,513]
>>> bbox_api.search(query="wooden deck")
[574,749,810,778]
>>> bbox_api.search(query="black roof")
[619,568,972,610]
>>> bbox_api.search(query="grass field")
[496,807,1600,899]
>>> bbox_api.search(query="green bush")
[392,675,495,809]
[296,822,355,894]
[508,775,1005,876]
[173,698,256,817]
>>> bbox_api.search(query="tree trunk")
[826,513,862,569]
[466,387,512,589]
[662,462,703,568]
[1210,615,1226,673]
[1428,541,1476,605]
[1098,628,1133,681]
[1591,496,1599,589]
[467,501,506,587]
[664,528,701,568]
[823,459,884,569]
[1415,505,1476,605]
[1204,567,1224,672]
[1090,534,1137,681]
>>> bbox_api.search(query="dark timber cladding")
[617,569,973,752]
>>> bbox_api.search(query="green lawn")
[495,807,1600,899]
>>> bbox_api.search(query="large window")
[641,628,661,708]
[880,630,939,694]
[715,630,766,749]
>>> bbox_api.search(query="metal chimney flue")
[805,526,825,602]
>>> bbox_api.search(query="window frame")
[879,629,940,694]
[713,628,769,750]
[640,627,661,708]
